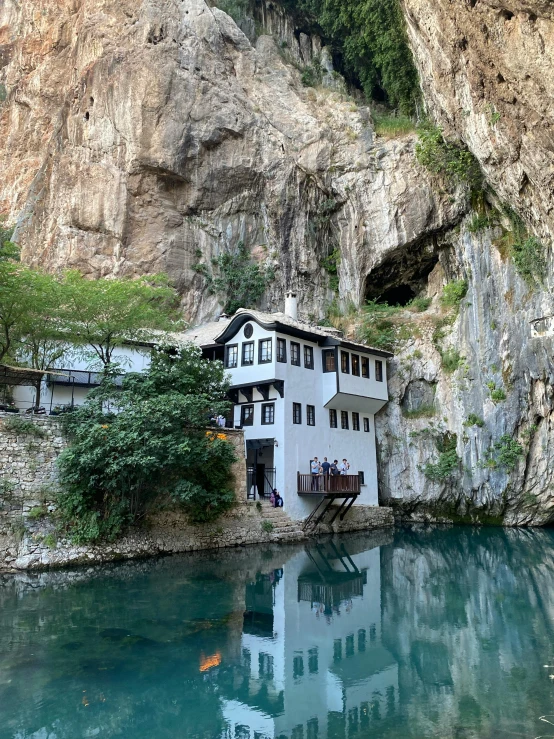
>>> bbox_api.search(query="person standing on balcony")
[339,459,350,474]
[311,457,322,490]
[321,457,331,476]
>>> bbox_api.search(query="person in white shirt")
[311,457,322,490]
[339,459,350,475]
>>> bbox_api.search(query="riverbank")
[0,502,394,571]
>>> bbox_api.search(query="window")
[241,405,254,426]
[225,344,238,368]
[307,718,319,739]
[322,349,336,372]
[307,405,315,426]
[375,359,383,382]
[329,409,337,428]
[341,351,350,374]
[333,639,342,663]
[241,341,254,366]
[261,403,275,425]
[259,652,274,679]
[361,356,370,378]
[293,402,302,424]
[352,412,360,431]
[304,345,314,369]
[359,471,365,486]
[277,338,287,363]
[346,634,355,657]
[351,354,360,376]
[341,411,349,430]
[308,648,318,674]
[363,417,370,433]
[259,338,272,364]
[358,629,366,653]
[293,655,304,679]
[291,341,300,366]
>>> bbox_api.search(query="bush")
[488,384,506,403]
[512,236,546,287]
[196,241,273,315]
[2,417,46,438]
[373,113,415,138]
[56,346,237,543]
[261,520,274,533]
[441,280,468,309]
[422,434,459,481]
[407,296,432,313]
[495,435,523,471]
[402,405,436,419]
[441,348,463,373]
[321,247,341,293]
[467,213,493,233]
[416,123,482,189]
[356,300,400,351]
[464,414,485,428]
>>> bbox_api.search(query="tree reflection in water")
[1,527,554,738]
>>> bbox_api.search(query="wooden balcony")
[297,473,360,495]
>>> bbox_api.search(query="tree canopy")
[56,345,236,543]
[57,271,183,366]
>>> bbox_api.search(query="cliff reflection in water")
[1,527,554,738]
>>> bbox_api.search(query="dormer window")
[225,344,238,369]
[242,342,254,366]
[259,339,272,364]
[304,346,314,370]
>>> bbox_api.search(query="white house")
[183,294,392,521]
[220,537,398,739]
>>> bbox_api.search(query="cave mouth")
[365,246,440,307]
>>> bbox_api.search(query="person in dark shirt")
[321,457,331,475]
[330,460,339,476]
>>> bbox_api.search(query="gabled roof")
[214,309,393,358]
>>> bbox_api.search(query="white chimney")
[285,292,298,320]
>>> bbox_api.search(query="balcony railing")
[297,473,360,495]
[46,369,124,388]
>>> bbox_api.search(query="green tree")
[56,345,237,543]
[57,271,183,366]
[15,273,73,406]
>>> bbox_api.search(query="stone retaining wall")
[0,413,393,571]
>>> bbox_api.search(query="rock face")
[374,0,554,525]
[401,0,554,248]
[3,0,554,525]
[0,0,462,323]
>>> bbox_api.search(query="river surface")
[2,526,554,739]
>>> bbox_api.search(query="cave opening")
[364,244,440,306]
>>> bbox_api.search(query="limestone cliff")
[2,0,554,524]
[0,0,461,323]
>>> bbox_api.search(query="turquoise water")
[2,526,554,739]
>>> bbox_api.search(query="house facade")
[201,298,392,521]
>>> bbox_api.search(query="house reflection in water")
[221,538,398,738]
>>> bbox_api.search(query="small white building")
[183,296,392,521]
